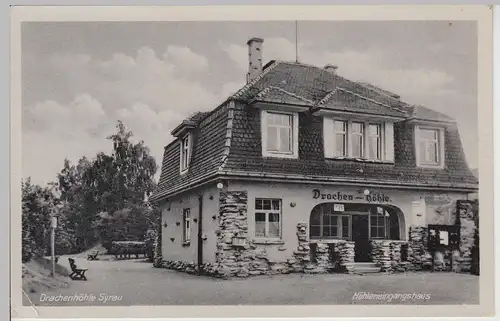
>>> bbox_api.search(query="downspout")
[197,194,203,275]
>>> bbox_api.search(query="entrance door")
[351,215,371,262]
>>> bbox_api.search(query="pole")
[50,225,55,277]
[295,20,299,62]
[50,215,57,277]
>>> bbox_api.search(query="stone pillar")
[370,240,392,272]
[408,226,432,270]
[216,191,250,277]
[289,223,309,273]
[457,200,478,273]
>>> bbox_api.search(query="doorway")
[352,215,371,262]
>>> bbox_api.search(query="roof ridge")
[217,101,235,172]
[316,89,339,106]
[337,87,409,115]
[336,87,393,109]
[231,60,282,99]
[256,85,315,104]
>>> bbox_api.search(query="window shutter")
[384,122,394,162]
[323,117,335,158]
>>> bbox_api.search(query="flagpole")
[295,20,299,62]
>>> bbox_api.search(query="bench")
[87,250,99,261]
[68,258,88,281]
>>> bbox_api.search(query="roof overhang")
[404,118,457,125]
[311,107,406,122]
[170,122,196,137]
[217,171,479,193]
[250,101,311,113]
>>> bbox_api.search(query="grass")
[22,258,70,295]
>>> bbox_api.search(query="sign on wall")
[312,189,391,203]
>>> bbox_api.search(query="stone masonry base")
[156,194,478,278]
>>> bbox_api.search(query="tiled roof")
[151,60,477,201]
[150,104,230,202]
[221,102,477,190]
[250,86,314,106]
[316,87,406,118]
[407,105,455,122]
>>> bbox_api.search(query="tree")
[23,120,160,257]
[85,121,158,250]
[21,178,58,261]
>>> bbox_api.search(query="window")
[180,134,191,173]
[261,111,299,158]
[368,124,382,160]
[182,209,191,243]
[324,118,391,162]
[351,122,364,158]
[310,212,350,239]
[334,121,347,157]
[416,127,443,167]
[370,207,388,239]
[255,198,282,238]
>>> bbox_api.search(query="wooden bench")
[68,258,88,281]
[87,250,99,261]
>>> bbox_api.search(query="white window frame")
[334,120,348,157]
[368,123,383,161]
[261,110,299,159]
[325,118,387,161]
[179,133,191,174]
[254,198,282,238]
[415,125,445,169]
[182,208,191,243]
[351,121,365,158]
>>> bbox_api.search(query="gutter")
[216,170,479,193]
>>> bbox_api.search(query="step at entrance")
[347,262,381,274]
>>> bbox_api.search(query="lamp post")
[49,205,61,277]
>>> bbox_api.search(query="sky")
[21,21,478,185]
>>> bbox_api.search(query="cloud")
[164,45,208,72]
[23,45,229,184]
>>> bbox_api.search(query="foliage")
[470,201,479,275]
[21,179,57,262]
[22,120,161,261]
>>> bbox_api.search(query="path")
[25,256,479,306]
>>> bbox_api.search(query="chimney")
[247,37,264,82]
[324,64,338,74]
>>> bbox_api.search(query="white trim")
[323,117,393,163]
[384,122,394,162]
[314,108,405,122]
[252,102,309,113]
[415,125,445,169]
[182,208,191,242]
[179,133,192,175]
[261,110,299,159]
[253,198,283,238]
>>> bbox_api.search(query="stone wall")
[370,240,411,272]
[408,226,433,270]
[457,200,479,273]
[214,191,251,277]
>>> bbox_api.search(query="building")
[149,37,478,277]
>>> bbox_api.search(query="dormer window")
[180,133,191,173]
[324,117,394,162]
[415,126,445,168]
[261,110,299,159]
